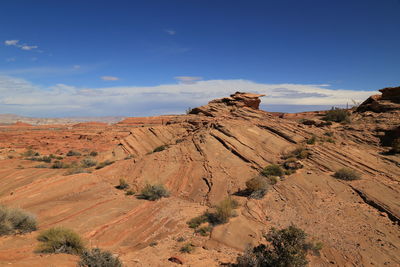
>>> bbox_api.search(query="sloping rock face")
[356,86,400,112]
[0,91,399,266]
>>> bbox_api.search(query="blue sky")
[0,0,399,117]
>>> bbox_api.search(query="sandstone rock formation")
[189,91,265,116]
[0,90,399,266]
[356,86,400,112]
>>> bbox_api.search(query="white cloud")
[73,65,81,69]
[101,76,119,81]
[175,76,202,84]
[5,40,19,46]
[21,45,38,50]
[4,39,39,51]
[165,29,176,35]
[0,75,378,117]
[6,57,16,62]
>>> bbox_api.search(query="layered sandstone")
[0,90,399,266]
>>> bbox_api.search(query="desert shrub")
[265,175,279,185]
[95,160,114,169]
[324,137,335,143]
[137,184,170,201]
[333,168,360,181]
[245,176,269,199]
[0,206,37,235]
[41,156,52,163]
[324,131,334,137]
[153,145,168,153]
[67,150,81,157]
[81,158,97,168]
[323,108,350,123]
[207,197,239,225]
[391,138,400,153]
[51,160,68,169]
[27,156,52,163]
[149,241,158,247]
[89,151,98,157]
[306,135,316,145]
[34,164,48,168]
[283,158,303,171]
[23,149,39,157]
[64,167,90,176]
[180,243,195,253]
[176,236,186,242]
[187,198,239,229]
[115,179,129,190]
[262,164,283,177]
[36,227,85,255]
[232,225,319,267]
[125,190,135,196]
[187,214,208,229]
[124,155,134,160]
[195,225,212,236]
[78,248,122,267]
[283,147,310,160]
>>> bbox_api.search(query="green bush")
[262,164,283,177]
[138,184,170,201]
[176,236,185,242]
[195,225,212,236]
[208,197,239,225]
[283,147,310,160]
[27,156,52,163]
[323,108,350,123]
[51,160,68,169]
[125,190,135,196]
[306,135,316,145]
[22,149,39,157]
[67,150,81,157]
[78,248,122,267]
[115,179,129,190]
[233,225,320,267]
[187,214,208,229]
[153,145,168,153]
[0,206,37,235]
[180,243,195,253]
[89,151,98,157]
[36,227,85,255]
[95,160,114,169]
[283,158,303,171]
[333,168,360,181]
[81,158,97,168]
[245,176,269,199]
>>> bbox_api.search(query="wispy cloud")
[5,40,19,46]
[5,57,16,62]
[100,76,119,81]
[175,76,202,84]
[165,29,176,35]
[4,39,39,51]
[0,75,378,117]
[0,66,82,76]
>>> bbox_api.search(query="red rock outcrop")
[189,91,265,117]
[356,86,400,112]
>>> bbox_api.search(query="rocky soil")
[0,89,399,266]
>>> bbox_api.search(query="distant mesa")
[357,86,400,112]
[12,121,33,127]
[72,122,109,128]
